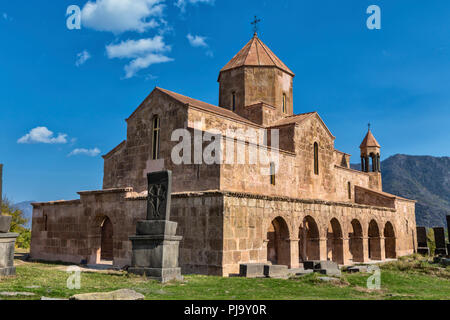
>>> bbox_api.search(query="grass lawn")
[0,254,449,300]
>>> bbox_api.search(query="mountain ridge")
[352,154,450,227]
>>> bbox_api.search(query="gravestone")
[128,171,183,283]
[416,227,429,255]
[433,227,447,256]
[447,216,450,256]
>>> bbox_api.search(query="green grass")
[1,255,449,300]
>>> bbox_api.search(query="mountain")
[13,201,34,229]
[352,154,450,228]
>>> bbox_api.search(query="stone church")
[30,33,417,276]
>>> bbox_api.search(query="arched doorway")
[267,217,290,266]
[100,217,113,261]
[327,218,344,264]
[349,219,364,262]
[299,216,320,261]
[384,222,396,259]
[368,220,381,260]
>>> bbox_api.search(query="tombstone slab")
[315,268,342,277]
[239,263,266,278]
[433,227,447,256]
[288,268,313,276]
[346,266,369,273]
[446,215,450,237]
[416,226,429,255]
[314,261,339,270]
[303,260,321,270]
[263,265,288,279]
[416,227,428,248]
[129,171,183,283]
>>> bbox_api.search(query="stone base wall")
[30,189,416,277]
[30,189,225,275]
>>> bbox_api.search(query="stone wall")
[103,90,221,194]
[354,186,396,209]
[30,189,416,276]
[30,189,225,275]
[221,192,416,276]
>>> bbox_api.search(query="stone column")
[288,238,300,268]
[380,237,386,261]
[319,237,328,261]
[261,239,269,263]
[342,238,352,265]
[363,237,370,262]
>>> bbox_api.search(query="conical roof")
[220,33,295,76]
[360,130,381,148]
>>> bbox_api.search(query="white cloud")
[106,36,173,78]
[187,33,213,57]
[81,0,165,33]
[68,148,101,157]
[175,0,215,12]
[187,33,208,48]
[75,50,91,67]
[124,54,173,79]
[106,36,169,58]
[18,127,68,144]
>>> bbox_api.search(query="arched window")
[270,162,276,185]
[348,182,352,199]
[232,92,236,112]
[282,93,286,113]
[314,142,319,175]
[152,115,160,160]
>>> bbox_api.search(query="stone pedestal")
[0,232,19,276]
[129,221,183,282]
[128,171,183,283]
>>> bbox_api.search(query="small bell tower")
[360,124,382,190]
[360,124,381,173]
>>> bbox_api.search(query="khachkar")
[447,216,450,256]
[129,171,183,283]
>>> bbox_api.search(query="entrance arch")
[267,217,290,266]
[327,218,344,264]
[368,220,381,260]
[299,216,320,261]
[349,219,364,262]
[100,217,113,261]
[384,222,396,259]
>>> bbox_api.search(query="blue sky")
[1,0,449,203]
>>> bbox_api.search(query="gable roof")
[220,34,295,77]
[360,130,381,148]
[269,112,336,140]
[156,87,261,127]
[270,112,316,127]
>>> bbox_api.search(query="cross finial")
[368,123,371,131]
[251,16,261,36]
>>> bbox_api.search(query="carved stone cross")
[146,171,172,221]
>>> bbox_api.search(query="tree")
[1,197,31,249]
